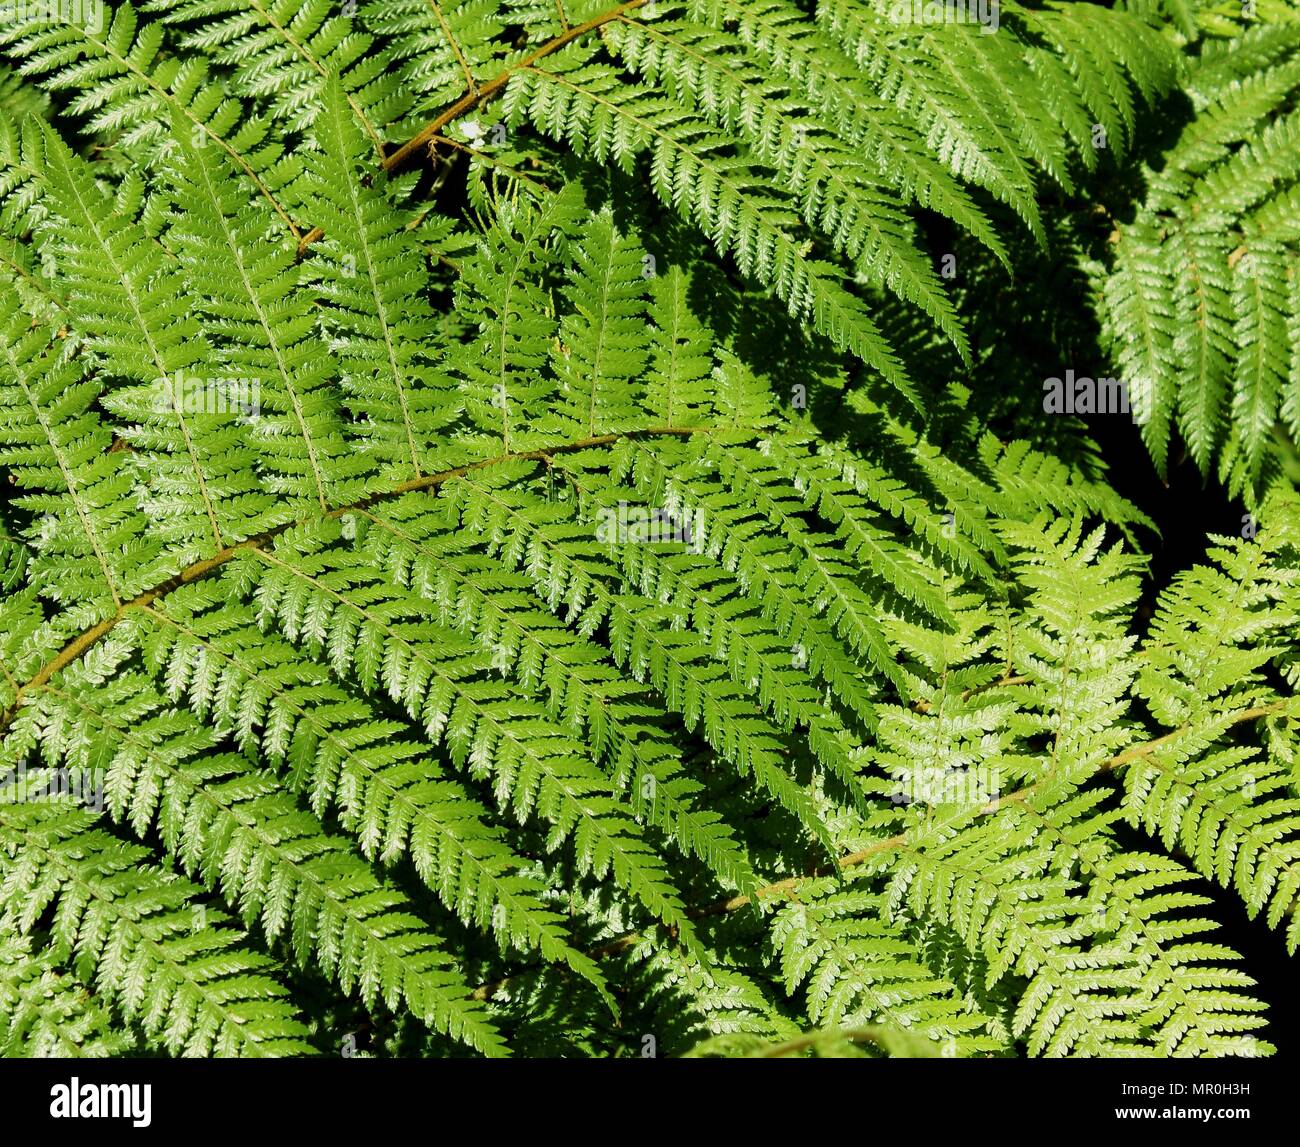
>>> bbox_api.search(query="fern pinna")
[0,0,1297,1060]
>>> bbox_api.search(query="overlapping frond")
[1097,17,1300,498]
[0,801,315,1056]
[0,926,134,1057]
[0,0,1295,1063]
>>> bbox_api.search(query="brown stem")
[469,699,1291,1001]
[0,425,719,738]
[911,673,1031,714]
[296,227,325,258]
[382,0,649,174]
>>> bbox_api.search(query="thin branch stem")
[427,0,478,92]
[382,0,649,173]
[0,426,721,738]
[469,699,1293,1000]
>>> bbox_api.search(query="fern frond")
[0,2,302,234]
[129,580,614,991]
[0,283,146,618]
[166,123,362,513]
[0,926,135,1056]
[1124,495,1300,953]
[300,79,460,481]
[0,801,315,1056]
[771,878,1003,1054]
[234,519,702,949]
[503,47,917,400]
[143,0,406,150]
[1,0,1296,1062]
[6,662,513,1054]
[1097,20,1300,497]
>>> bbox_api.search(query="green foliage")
[1096,3,1300,498]
[0,0,1298,1061]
